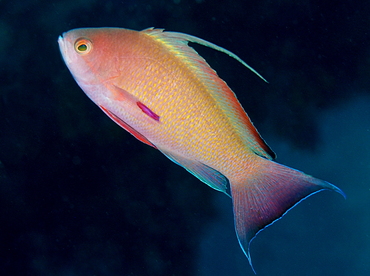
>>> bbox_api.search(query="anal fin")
[161,150,230,196]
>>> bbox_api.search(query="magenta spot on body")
[137,101,160,121]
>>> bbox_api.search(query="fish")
[58,27,345,273]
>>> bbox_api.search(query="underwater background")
[1,0,369,275]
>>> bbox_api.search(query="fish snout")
[58,33,77,66]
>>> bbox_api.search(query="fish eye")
[74,38,92,54]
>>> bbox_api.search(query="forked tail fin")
[230,156,345,273]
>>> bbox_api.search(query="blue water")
[0,0,369,275]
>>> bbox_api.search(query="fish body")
[58,27,344,272]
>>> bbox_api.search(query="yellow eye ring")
[74,38,92,55]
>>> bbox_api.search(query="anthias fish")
[58,27,344,272]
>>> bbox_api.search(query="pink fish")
[58,27,345,272]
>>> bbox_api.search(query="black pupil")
[78,43,87,51]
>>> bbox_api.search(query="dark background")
[1,0,369,275]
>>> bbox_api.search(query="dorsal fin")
[141,28,275,159]
[141,28,268,82]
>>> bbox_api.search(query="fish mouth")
[58,33,73,65]
[57,34,66,53]
[57,33,66,48]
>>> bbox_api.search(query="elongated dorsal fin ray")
[142,28,268,82]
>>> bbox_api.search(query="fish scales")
[118,31,246,168]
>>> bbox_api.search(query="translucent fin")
[161,150,230,196]
[230,156,345,273]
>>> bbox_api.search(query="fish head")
[58,29,101,88]
[58,28,162,139]
[58,28,138,107]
